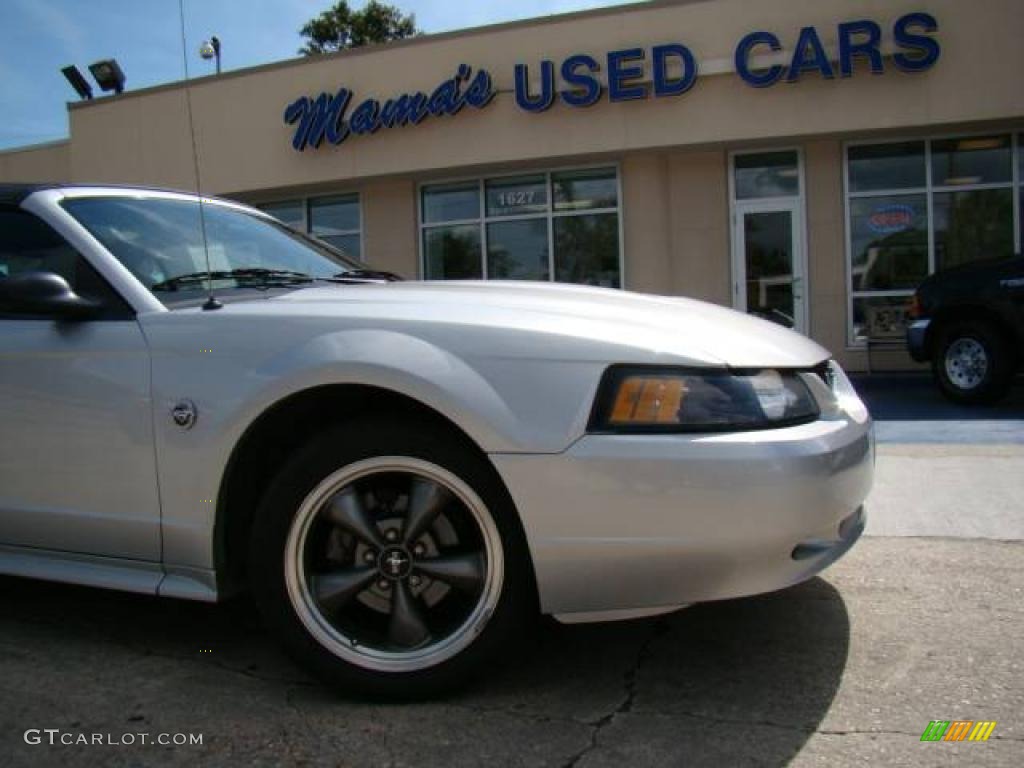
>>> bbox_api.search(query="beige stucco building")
[3,0,1022,369]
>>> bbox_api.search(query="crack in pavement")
[561,619,670,768]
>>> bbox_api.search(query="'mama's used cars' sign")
[284,12,939,151]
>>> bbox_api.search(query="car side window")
[0,207,131,318]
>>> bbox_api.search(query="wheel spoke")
[402,477,452,546]
[388,581,431,648]
[311,566,377,612]
[415,552,486,593]
[323,488,384,547]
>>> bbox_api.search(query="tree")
[299,1,419,55]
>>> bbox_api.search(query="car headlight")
[589,366,820,433]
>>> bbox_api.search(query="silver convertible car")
[0,184,873,697]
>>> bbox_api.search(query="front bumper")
[491,413,873,619]
[906,318,931,362]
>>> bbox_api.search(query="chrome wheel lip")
[284,456,504,673]
[944,337,988,390]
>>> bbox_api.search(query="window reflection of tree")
[936,189,1013,270]
[488,220,548,280]
[430,229,479,279]
[554,215,619,288]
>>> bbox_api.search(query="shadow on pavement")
[0,573,850,766]
[850,372,1024,421]
[463,576,851,766]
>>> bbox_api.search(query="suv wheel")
[933,321,1012,405]
[249,418,534,698]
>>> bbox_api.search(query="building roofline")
[69,0,704,111]
[0,138,70,155]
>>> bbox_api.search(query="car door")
[0,206,161,560]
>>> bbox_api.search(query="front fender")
[146,320,589,575]
[243,328,525,453]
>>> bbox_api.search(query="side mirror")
[0,271,102,320]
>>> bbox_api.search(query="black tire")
[932,320,1013,405]
[248,416,535,699]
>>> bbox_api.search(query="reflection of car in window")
[907,255,1024,403]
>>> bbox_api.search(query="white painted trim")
[728,147,808,335]
[479,178,488,279]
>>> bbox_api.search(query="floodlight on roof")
[88,58,126,95]
[61,65,93,100]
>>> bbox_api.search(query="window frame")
[843,130,1023,347]
[729,147,805,203]
[417,163,625,287]
[255,192,364,262]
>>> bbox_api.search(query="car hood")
[263,281,831,369]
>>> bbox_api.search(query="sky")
[0,0,645,150]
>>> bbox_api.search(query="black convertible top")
[0,183,60,206]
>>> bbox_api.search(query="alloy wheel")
[284,457,504,673]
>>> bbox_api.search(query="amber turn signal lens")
[609,376,687,424]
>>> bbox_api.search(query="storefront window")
[309,194,361,258]
[486,176,547,217]
[421,167,621,286]
[852,296,914,343]
[848,142,925,192]
[845,134,1021,344]
[487,219,548,280]
[849,195,928,291]
[424,225,481,279]
[258,193,362,260]
[933,189,1014,269]
[552,168,618,211]
[259,199,304,230]
[930,135,1011,186]
[734,151,800,199]
[554,213,620,288]
[423,182,479,224]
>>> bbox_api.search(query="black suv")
[906,256,1024,404]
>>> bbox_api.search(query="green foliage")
[299,1,419,55]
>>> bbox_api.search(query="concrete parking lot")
[2,374,1022,767]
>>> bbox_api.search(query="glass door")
[729,149,807,334]
[732,201,806,332]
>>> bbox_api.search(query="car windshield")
[61,196,362,305]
